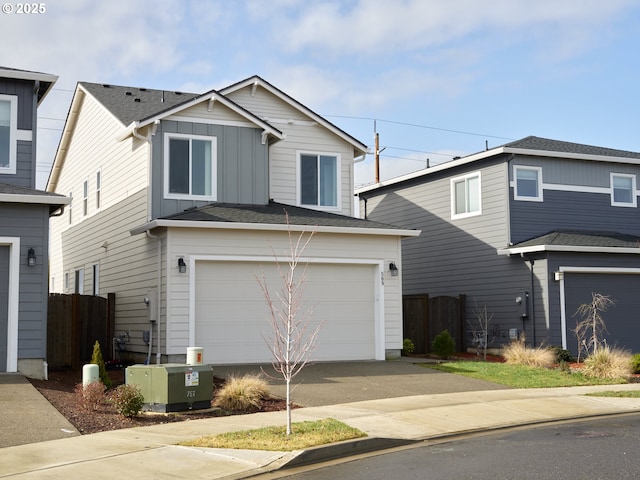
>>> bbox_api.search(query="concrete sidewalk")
[2,383,640,479]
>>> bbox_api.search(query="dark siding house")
[0,67,69,378]
[357,136,640,356]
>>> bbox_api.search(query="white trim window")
[610,173,636,207]
[0,94,17,174]
[514,165,543,201]
[82,179,88,216]
[95,169,101,210]
[164,133,217,200]
[74,268,84,294]
[451,171,481,219]
[68,192,73,225]
[92,263,99,296]
[297,151,341,210]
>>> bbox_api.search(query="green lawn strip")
[586,390,640,398]
[422,361,628,388]
[179,418,367,451]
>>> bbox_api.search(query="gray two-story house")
[0,67,69,378]
[357,136,640,356]
[47,76,418,366]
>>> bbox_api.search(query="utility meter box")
[126,364,213,412]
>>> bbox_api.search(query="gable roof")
[357,136,640,195]
[498,230,640,256]
[0,66,58,104]
[130,200,420,237]
[220,75,369,158]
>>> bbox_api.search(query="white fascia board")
[0,194,70,205]
[504,147,640,165]
[130,219,421,238]
[0,68,58,84]
[221,77,368,156]
[497,245,640,256]
[121,92,285,142]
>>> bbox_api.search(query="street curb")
[281,437,416,469]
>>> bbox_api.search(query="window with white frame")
[95,169,101,209]
[92,263,99,296]
[611,173,636,207]
[514,166,543,201]
[68,192,73,225]
[298,152,340,209]
[74,268,84,294]
[0,94,17,173]
[83,180,88,216]
[64,272,69,291]
[451,171,481,218]
[164,133,217,200]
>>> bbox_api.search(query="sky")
[2,0,640,190]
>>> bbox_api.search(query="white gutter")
[497,245,640,255]
[130,219,420,238]
[0,194,70,205]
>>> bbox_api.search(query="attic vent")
[125,91,132,96]
[175,91,182,95]
[102,84,111,88]
[134,98,141,102]
[139,88,147,92]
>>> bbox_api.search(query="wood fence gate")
[402,294,466,353]
[47,293,115,368]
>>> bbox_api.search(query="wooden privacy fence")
[47,293,115,369]
[402,294,466,354]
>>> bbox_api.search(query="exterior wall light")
[389,262,399,277]
[27,248,36,267]
[178,257,187,273]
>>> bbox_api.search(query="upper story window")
[95,169,101,209]
[514,166,543,201]
[451,171,481,219]
[0,95,17,174]
[298,152,340,210]
[164,133,217,200]
[68,192,73,225]
[82,180,88,216]
[611,173,636,207]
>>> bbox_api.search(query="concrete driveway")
[212,358,508,407]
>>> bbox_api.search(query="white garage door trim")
[187,254,385,361]
[0,237,20,372]
[557,266,640,349]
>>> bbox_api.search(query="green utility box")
[126,364,213,412]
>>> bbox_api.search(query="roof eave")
[0,193,70,206]
[497,245,640,255]
[130,219,420,238]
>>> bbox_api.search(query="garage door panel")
[195,261,376,364]
[564,273,640,354]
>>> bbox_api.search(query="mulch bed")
[28,367,288,435]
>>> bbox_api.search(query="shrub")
[631,353,640,374]
[214,374,270,411]
[582,346,632,380]
[402,338,415,356]
[112,384,145,417]
[90,340,112,389]
[503,339,555,368]
[549,346,574,363]
[432,330,455,359]
[74,381,106,411]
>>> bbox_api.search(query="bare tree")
[573,292,615,361]
[469,302,495,361]
[256,212,322,435]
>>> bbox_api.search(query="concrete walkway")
[2,380,640,479]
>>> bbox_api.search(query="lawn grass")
[179,418,366,451]
[422,361,629,388]
[586,390,640,398]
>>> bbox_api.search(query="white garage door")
[195,261,377,364]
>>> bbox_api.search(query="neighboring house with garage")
[47,75,418,365]
[356,136,640,356]
[0,67,69,378]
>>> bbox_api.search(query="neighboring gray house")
[357,136,640,356]
[0,67,69,378]
[47,76,418,366]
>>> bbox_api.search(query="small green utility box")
[126,364,213,412]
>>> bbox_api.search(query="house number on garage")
[185,370,199,387]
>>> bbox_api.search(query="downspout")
[146,230,162,364]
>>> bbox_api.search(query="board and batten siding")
[364,159,543,342]
[0,204,50,360]
[225,86,357,217]
[509,157,640,243]
[164,227,402,356]
[151,119,269,219]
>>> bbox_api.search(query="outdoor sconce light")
[389,262,399,277]
[178,257,187,274]
[27,248,36,267]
